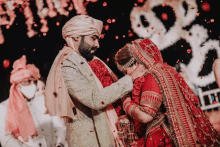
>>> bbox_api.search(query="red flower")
[89,59,114,88]
[131,77,145,105]
[126,76,147,141]
[89,59,125,116]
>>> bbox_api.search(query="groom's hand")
[129,64,147,81]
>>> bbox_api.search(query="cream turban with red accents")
[62,15,103,39]
[10,55,40,84]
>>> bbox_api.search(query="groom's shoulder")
[66,51,79,62]
[62,52,83,69]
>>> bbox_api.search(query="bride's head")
[116,38,163,75]
[115,44,139,75]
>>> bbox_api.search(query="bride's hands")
[129,64,147,81]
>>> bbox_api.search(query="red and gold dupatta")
[128,38,220,146]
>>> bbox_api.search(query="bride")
[114,38,220,147]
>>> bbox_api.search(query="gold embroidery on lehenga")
[141,91,162,110]
[139,106,157,117]
[125,38,220,146]
[139,91,162,117]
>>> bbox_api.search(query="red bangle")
[123,101,130,111]
[126,103,134,114]
[124,101,135,114]
[123,100,130,107]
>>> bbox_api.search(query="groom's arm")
[61,60,133,110]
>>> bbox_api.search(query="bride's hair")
[115,45,136,67]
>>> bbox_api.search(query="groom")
[45,15,147,147]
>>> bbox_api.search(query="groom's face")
[78,34,100,61]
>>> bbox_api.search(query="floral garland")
[88,59,114,87]
[5,0,16,28]
[88,59,124,116]
[0,0,98,44]
[0,4,5,15]
[0,16,4,44]
[36,0,49,34]
[72,0,86,15]
[23,3,37,37]
[129,76,146,147]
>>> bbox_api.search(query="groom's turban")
[62,15,103,39]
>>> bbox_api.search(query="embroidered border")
[145,113,165,137]
[141,91,162,112]
[123,101,136,116]
[139,105,157,117]
[116,57,136,72]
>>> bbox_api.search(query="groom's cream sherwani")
[61,51,133,147]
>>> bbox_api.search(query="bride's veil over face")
[115,38,164,72]
[129,39,163,69]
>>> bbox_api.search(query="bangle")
[123,101,136,116]
[123,100,131,111]
[128,105,136,117]
[126,103,134,115]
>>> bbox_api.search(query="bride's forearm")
[123,99,153,124]
[131,106,153,124]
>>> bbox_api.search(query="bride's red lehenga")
[127,75,173,147]
[115,38,220,147]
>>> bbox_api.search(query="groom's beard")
[78,37,97,61]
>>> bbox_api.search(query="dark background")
[0,0,220,103]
